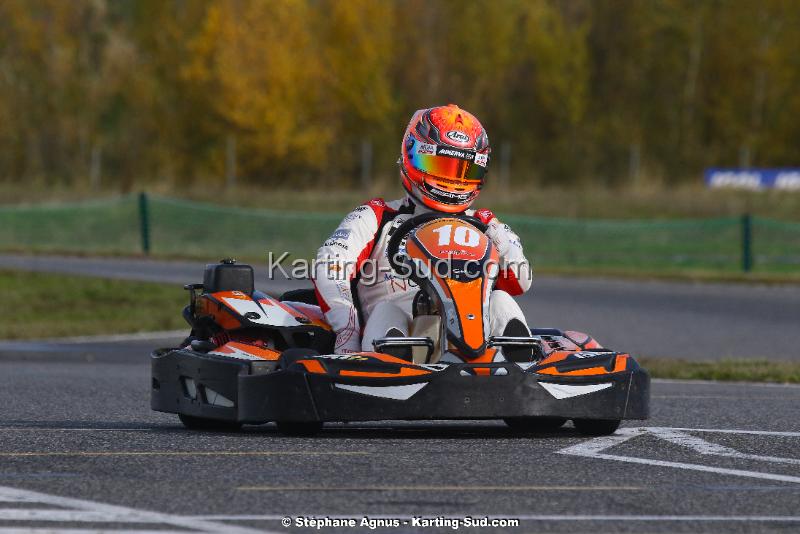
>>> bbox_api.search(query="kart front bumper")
[152,349,649,424]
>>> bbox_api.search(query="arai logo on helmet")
[416,142,436,155]
[445,130,471,144]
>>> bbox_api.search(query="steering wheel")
[386,213,489,276]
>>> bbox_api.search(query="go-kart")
[151,214,649,436]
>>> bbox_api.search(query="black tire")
[277,348,320,371]
[275,421,323,437]
[573,418,621,436]
[504,416,567,432]
[178,414,242,432]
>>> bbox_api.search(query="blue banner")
[705,168,800,190]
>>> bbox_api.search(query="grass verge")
[0,270,186,340]
[640,357,800,384]
[3,181,800,221]
[2,269,798,385]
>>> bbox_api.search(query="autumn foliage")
[1,0,799,189]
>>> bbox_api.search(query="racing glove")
[474,208,533,295]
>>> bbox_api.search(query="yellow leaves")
[521,1,588,127]
[180,4,222,84]
[184,0,332,171]
[4,0,800,186]
[319,0,396,123]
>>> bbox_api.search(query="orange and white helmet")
[399,104,490,213]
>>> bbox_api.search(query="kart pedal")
[379,328,413,362]
[497,319,540,362]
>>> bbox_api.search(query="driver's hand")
[485,220,522,258]
[334,328,361,354]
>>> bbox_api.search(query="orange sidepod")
[211,341,281,360]
[354,352,428,365]
[261,298,333,331]
[536,353,630,376]
[537,366,609,376]
[536,351,572,367]
[195,293,242,330]
[297,359,326,374]
[339,367,431,378]
[613,354,630,372]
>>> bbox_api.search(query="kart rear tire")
[503,416,567,432]
[276,421,323,437]
[573,418,621,436]
[178,414,242,432]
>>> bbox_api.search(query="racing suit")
[312,196,532,356]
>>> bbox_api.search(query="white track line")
[656,427,800,437]
[649,428,800,465]
[559,427,800,484]
[0,485,267,534]
[0,509,183,522]
[558,427,642,455]
[577,453,800,484]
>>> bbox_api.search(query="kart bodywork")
[152,215,649,436]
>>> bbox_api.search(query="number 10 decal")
[433,224,480,247]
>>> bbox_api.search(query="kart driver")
[312,104,532,358]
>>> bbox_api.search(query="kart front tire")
[573,418,621,436]
[178,414,242,432]
[276,421,323,437]
[504,416,567,432]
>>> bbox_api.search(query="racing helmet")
[399,104,490,213]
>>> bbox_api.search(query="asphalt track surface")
[1,334,800,533]
[1,253,799,360]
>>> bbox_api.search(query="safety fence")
[0,193,798,274]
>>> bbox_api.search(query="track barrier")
[0,193,797,274]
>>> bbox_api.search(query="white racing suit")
[311,196,533,357]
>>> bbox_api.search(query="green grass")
[3,180,800,221]
[640,357,800,384]
[1,269,797,384]
[4,192,798,277]
[1,182,799,282]
[165,180,800,222]
[0,270,186,340]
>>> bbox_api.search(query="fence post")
[741,213,752,272]
[138,192,151,255]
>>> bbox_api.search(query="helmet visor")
[408,141,488,182]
